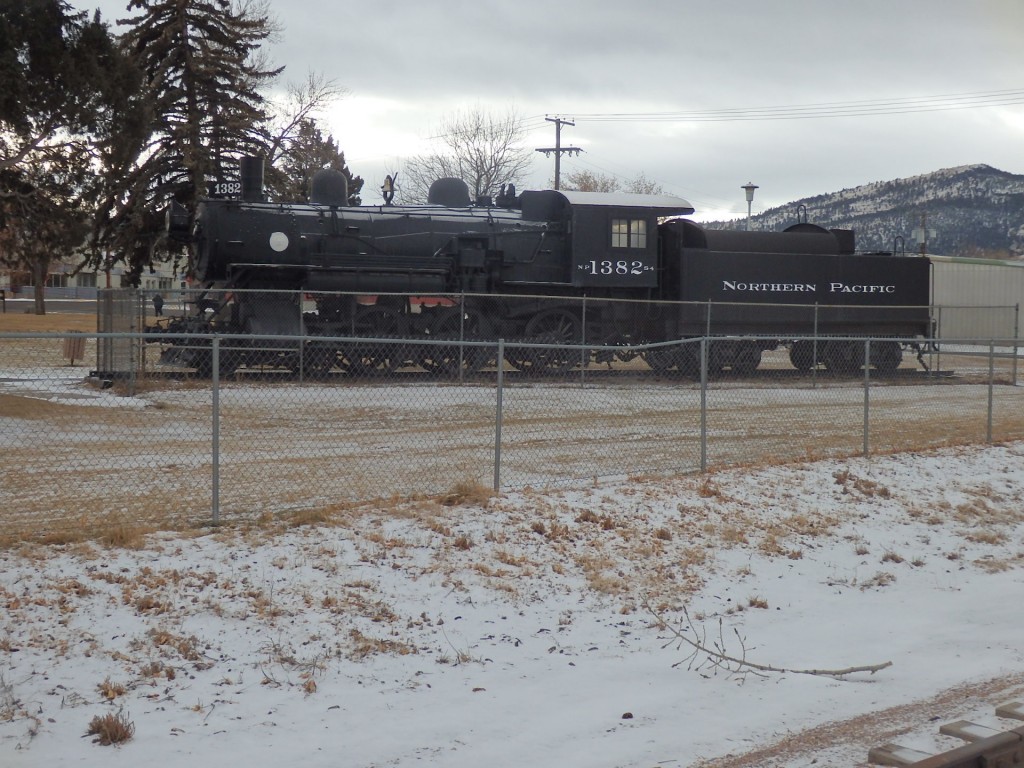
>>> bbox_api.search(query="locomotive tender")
[160,158,932,376]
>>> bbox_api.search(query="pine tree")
[266,118,364,205]
[92,0,281,282]
[0,0,132,312]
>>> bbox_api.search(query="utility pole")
[535,116,582,190]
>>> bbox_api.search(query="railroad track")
[870,701,1024,767]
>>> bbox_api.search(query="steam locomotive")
[157,158,932,376]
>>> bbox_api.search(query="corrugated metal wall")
[930,256,1023,341]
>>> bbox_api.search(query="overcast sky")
[85,0,1024,220]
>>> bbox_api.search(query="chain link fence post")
[296,296,305,383]
[813,306,820,388]
[494,338,505,492]
[580,296,588,387]
[988,341,995,444]
[700,336,708,472]
[1013,303,1019,386]
[863,338,871,456]
[212,335,221,525]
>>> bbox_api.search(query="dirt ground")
[0,311,95,333]
[4,312,1024,542]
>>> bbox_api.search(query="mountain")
[708,164,1024,259]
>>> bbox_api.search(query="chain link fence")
[3,290,1024,540]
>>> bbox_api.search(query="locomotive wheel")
[420,308,495,376]
[643,347,682,374]
[872,341,903,373]
[513,309,583,374]
[680,346,700,376]
[297,343,338,378]
[789,341,817,372]
[822,340,864,375]
[707,342,729,377]
[731,345,762,375]
[194,347,240,379]
[643,343,698,375]
[344,306,409,375]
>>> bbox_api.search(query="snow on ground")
[2,442,1024,767]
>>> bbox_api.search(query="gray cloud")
[83,0,1024,218]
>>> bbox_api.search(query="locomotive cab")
[509,189,695,290]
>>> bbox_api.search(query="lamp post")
[741,182,758,231]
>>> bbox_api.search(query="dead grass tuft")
[98,517,152,550]
[698,477,722,498]
[283,507,337,528]
[575,509,618,529]
[97,678,127,700]
[138,661,175,680]
[85,710,134,745]
[860,571,897,589]
[833,469,892,498]
[144,629,203,662]
[974,557,1014,573]
[347,629,417,659]
[965,529,1008,545]
[719,525,748,545]
[440,481,494,507]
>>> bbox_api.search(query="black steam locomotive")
[158,158,932,376]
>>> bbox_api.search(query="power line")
[567,87,1024,123]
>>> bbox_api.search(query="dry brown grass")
[97,677,127,700]
[0,312,95,333]
[347,628,417,659]
[98,518,154,549]
[85,710,134,745]
[144,629,203,662]
[440,480,495,507]
[5,317,1024,548]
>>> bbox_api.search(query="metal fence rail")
[2,328,1024,540]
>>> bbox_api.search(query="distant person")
[153,293,164,316]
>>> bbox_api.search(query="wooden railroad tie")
[868,701,1024,767]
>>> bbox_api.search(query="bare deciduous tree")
[561,169,620,193]
[263,71,348,168]
[562,169,666,195]
[625,172,664,195]
[402,107,534,203]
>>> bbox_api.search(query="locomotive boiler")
[158,158,932,376]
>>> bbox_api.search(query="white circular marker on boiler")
[269,232,289,252]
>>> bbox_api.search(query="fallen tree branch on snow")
[642,597,893,682]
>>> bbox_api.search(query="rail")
[869,702,1024,766]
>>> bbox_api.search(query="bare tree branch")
[402,107,533,203]
[264,71,348,165]
[642,597,893,682]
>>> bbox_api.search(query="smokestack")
[240,156,265,202]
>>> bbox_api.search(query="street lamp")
[741,182,759,231]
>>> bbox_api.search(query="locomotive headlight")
[269,232,289,252]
